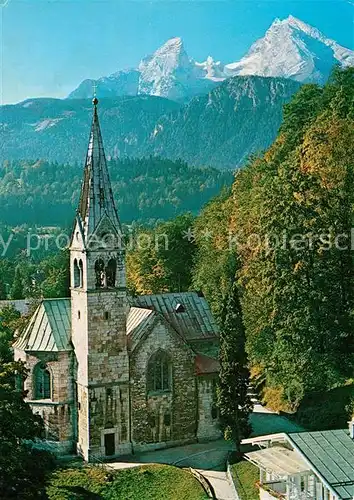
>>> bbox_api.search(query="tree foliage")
[217,279,253,450]
[0,157,232,227]
[0,243,70,301]
[0,307,54,498]
[196,67,354,411]
[0,305,21,363]
[0,361,55,498]
[127,214,196,294]
[192,188,236,322]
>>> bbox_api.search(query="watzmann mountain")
[226,16,354,84]
[68,37,219,102]
[68,16,353,101]
[1,16,352,170]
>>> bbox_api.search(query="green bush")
[293,384,354,430]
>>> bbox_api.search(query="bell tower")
[70,97,131,460]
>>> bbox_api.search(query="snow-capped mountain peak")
[272,15,341,47]
[138,37,190,80]
[225,16,354,83]
[284,15,354,66]
[154,36,184,54]
[285,15,327,39]
[138,37,217,100]
[139,37,188,71]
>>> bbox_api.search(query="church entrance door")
[104,433,115,456]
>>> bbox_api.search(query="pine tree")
[0,362,55,498]
[0,279,6,300]
[217,279,253,452]
[10,266,23,300]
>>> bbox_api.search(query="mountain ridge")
[68,16,353,101]
[0,75,300,169]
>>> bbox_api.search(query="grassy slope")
[230,460,259,500]
[46,464,208,500]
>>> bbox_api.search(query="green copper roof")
[133,291,219,341]
[289,429,354,500]
[13,298,71,352]
[14,292,218,353]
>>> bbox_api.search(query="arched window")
[95,259,105,288]
[73,259,80,288]
[79,259,84,288]
[34,363,51,400]
[15,374,25,393]
[147,351,172,393]
[106,259,117,287]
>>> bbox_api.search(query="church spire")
[77,97,121,241]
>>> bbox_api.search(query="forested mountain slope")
[191,67,354,411]
[146,76,300,169]
[0,96,180,165]
[0,76,299,169]
[0,157,232,226]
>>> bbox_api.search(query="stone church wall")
[86,290,129,385]
[13,349,76,452]
[84,383,132,458]
[71,287,132,459]
[130,319,197,452]
[197,376,222,441]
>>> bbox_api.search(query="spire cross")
[92,81,97,98]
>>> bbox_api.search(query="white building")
[242,423,354,500]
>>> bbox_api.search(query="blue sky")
[1,0,353,104]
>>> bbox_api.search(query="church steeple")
[76,97,121,242]
[70,97,130,462]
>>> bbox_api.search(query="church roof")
[13,299,71,352]
[127,306,155,337]
[75,98,121,242]
[14,291,218,354]
[132,291,219,341]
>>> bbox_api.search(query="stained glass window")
[147,351,171,393]
[34,363,51,399]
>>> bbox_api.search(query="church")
[13,97,221,461]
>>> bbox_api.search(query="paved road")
[118,439,233,470]
[197,469,236,500]
[250,401,304,436]
[107,403,303,499]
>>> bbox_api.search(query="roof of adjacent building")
[13,299,71,352]
[195,353,220,375]
[245,446,309,477]
[242,429,354,500]
[0,299,30,315]
[133,292,219,342]
[288,430,354,500]
[127,306,154,336]
[127,306,155,349]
